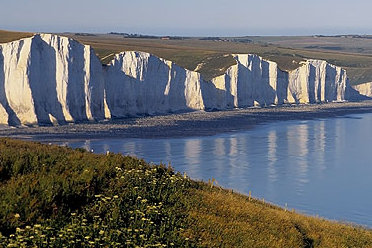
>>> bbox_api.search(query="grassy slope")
[2,29,372,84]
[64,33,372,84]
[0,30,33,44]
[248,35,372,55]
[0,138,195,247]
[1,138,372,247]
[62,34,304,81]
[249,35,372,85]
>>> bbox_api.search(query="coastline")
[1,100,372,141]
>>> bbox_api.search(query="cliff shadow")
[235,58,276,107]
[308,64,316,103]
[88,50,105,121]
[324,64,338,102]
[104,57,195,117]
[104,68,138,118]
[222,72,235,109]
[236,61,251,107]
[165,64,188,112]
[0,50,21,126]
[261,60,277,106]
[200,76,235,111]
[66,40,88,122]
[346,83,372,101]
[139,55,186,114]
[276,70,289,104]
[29,35,66,125]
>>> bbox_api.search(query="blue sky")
[2,0,372,36]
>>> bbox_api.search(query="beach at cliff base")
[1,101,372,141]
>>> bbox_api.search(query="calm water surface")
[61,113,372,227]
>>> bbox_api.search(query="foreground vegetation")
[1,138,372,247]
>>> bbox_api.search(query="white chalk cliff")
[104,51,204,118]
[353,82,372,97]
[0,34,369,125]
[0,34,105,125]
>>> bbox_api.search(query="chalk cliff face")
[353,82,372,97]
[199,55,352,110]
[288,59,350,103]
[0,34,369,126]
[104,51,203,118]
[0,34,104,125]
[202,54,289,109]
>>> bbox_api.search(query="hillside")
[1,30,372,84]
[0,30,33,43]
[65,33,372,85]
[0,138,372,247]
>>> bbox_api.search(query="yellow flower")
[14,213,20,218]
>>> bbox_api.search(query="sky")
[2,0,372,36]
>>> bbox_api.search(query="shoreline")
[1,100,372,141]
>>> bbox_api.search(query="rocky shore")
[1,101,372,141]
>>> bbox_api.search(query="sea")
[57,112,372,227]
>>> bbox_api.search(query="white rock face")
[200,54,352,110]
[0,103,7,124]
[104,51,204,118]
[202,54,288,109]
[287,60,349,103]
[353,82,372,97]
[0,34,104,125]
[0,34,369,126]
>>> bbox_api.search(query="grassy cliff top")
[1,29,372,84]
[0,30,33,44]
[0,138,371,247]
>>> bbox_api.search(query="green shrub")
[0,138,196,247]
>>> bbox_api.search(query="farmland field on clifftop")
[2,29,372,84]
[65,32,372,84]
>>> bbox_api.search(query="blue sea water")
[60,113,372,227]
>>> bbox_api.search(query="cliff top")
[1,30,372,84]
[0,29,34,44]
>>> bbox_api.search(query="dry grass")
[187,188,372,248]
[0,30,33,44]
[1,29,372,84]
[59,33,372,85]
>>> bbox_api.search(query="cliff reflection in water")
[62,113,372,227]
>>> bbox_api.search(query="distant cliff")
[0,34,369,125]
[353,82,372,97]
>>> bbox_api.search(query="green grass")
[0,138,196,247]
[1,138,372,247]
